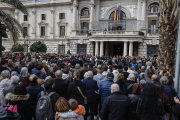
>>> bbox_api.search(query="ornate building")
[1,0,159,57]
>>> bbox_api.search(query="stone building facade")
[1,0,159,57]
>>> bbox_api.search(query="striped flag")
[119,5,121,22]
[117,6,119,23]
[114,6,117,21]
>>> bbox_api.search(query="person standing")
[101,84,130,120]
[112,65,119,82]
[83,71,98,120]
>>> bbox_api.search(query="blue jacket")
[164,84,175,100]
[99,80,114,106]
[83,77,98,103]
[93,74,106,94]
[132,63,136,69]
[41,71,46,79]
[31,68,38,74]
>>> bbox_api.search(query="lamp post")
[24,39,31,52]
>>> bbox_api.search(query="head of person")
[55,70,62,78]
[68,99,78,111]
[97,67,103,74]
[42,60,46,64]
[116,73,124,82]
[148,68,155,78]
[85,71,93,78]
[112,65,118,70]
[20,67,28,77]
[103,65,108,72]
[44,78,55,89]
[1,70,10,80]
[132,83,141,95]
[127,73,135,81]
[75,64,80,69]
[29,74,38,83]
[123,66,128,72]
[140,83,158,116]
[110,84,120,93]
[53,65,59,72]
[63,67,69,74]
[45,76,52,82]
[55,97,70,112]
[11,64,19,72]
[117,65,123,70]
[154,82,168,106]
[141,66,145,73]
[1,59,8,66]
[160,76,168,85]
[13,84,27,95]
[73,70,80,81]
[135,67,139,72]
[11,75,20,84]
[106,72,114,81]
[79,67,84,74]
[151,74,158,81]
[128,64,132,69]
[109,65,113,72]
[140,80,146,87]
[37,64,43,71]
[92,68,97,76]
[35,71,41,78]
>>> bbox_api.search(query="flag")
[114,8,116,21]
[119,5,121,22]
[117,6,119,23]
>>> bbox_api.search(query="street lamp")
[24,39,31,52]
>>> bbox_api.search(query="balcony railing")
[90,31,144,36]
[148,28,159,34]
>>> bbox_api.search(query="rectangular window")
[23,27,28,34]
[41,26,45,36]
[81,22,89,33]
[59,13,65,19]
[148,20,158,33]
[60,26,65,36]
[41,14,46,20]
[24,15,28,21]
[58,45,65,53]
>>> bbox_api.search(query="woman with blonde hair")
[116,73,127,95]
[67,71,86,105]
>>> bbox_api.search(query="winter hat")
[107,72,114,80]
[127,73,135,81]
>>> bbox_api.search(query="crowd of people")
[0,52,179,120]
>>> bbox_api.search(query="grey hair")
[140,80,146,86]
[97,68,103,74]
[11,76,20,84]
[55,70,62,78]
[20,67,28,77]
[45,76,52,82]
[84,71,93,78]
[51,63,56,67]
[31,58,36,64]
[111,84,120,92]
[1,70,10,79]
[84,72,88,79]
[160,76,168,84]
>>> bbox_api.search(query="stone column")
[95,0,100,21]
[90,0,95,30]
[31,10,36,39]
[14,10,19,21]
[137,0,142,20]
[95,41,99,56]
[100,41,104,56]
[123,41,128,56]
[73,0,77,30]
[141,0,146,22]
[50,9,55,39]
[105,42,109,55]
[129,42,133,56]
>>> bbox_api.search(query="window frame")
[41,26,45,36]
[59,13,65,19]
[81,8,89,17]
[148,3,159,13]
[24,15,28,21]
[60,26,65,37]
[41,14,46,20]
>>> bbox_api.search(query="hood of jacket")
[5,93,29,101]
[62,74,69,80]
[94,74,105,81]
[58,110,79,118]
[73,105,85,115]
[0,106,7,118]
[113,70,119,74]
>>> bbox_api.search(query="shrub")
[11,43,24,52]
[30,41,47,53]
[2,46,5,51]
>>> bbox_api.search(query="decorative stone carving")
[38,21,48,26]
[21,21,30,27]
[50,10,55,14]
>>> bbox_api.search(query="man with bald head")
[151,74,159,84]
[101,84,130,120]
[53,70,68,99]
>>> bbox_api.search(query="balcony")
[147,28,159,36]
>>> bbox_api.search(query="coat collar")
[5,93,29,101]
[112,91,123,95]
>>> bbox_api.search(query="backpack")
[36,91,55,120]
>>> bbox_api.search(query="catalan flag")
[114,8,116,21]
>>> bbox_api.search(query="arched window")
[109,11,126,21]
[81,8,89,17]
[148,3,159,13]
[108,11,126,31]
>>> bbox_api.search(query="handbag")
[77,86,87,105]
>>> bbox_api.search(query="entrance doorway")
[113,45,123,56]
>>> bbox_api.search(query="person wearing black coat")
[26,75,44,120]
[83,71,98,120]
[67,71,86,105]
[5,84,32,120]
[126,73,136,95]
[53,70,68,99]
[37,78,60,120]
[128,83,141,120]
[173,97,180,120]
[101,84,130,120]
